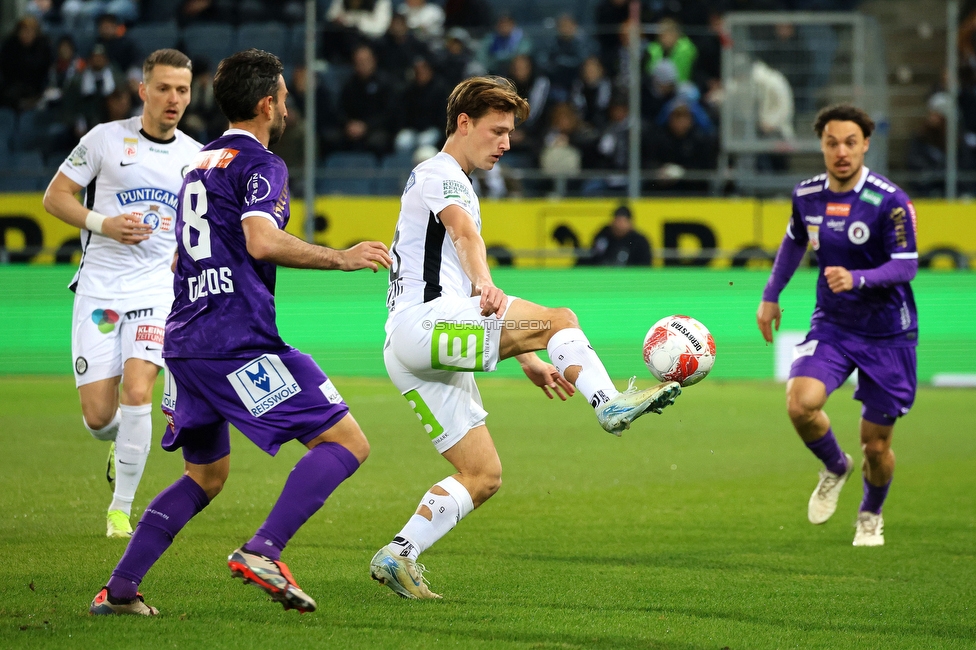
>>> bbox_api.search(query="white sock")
[391,476,474,561]
[109,404,152,515]
[84,409,121,442]
[546,327,619,409]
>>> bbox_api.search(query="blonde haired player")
[370,76,681,598]
[43,49,202,538]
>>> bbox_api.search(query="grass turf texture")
[1,376,974,649]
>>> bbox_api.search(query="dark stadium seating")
[317,152,377,195]
[181,24,237,67]
[319,64,353,106]
[237,23,291,64]
[142,0,183,24]
[11,111,42,153]
[375,152,414,195]
[0,108,15,154]
[127,22,180,61]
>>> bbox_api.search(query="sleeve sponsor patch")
[244,172,273,206]
[889,206,909,249]
[67,144,88,167]
[193,148,239,169]
[319,378,344,404]
[442,179,472,204]
[135,325,165,345]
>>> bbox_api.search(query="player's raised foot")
[853,511,885,547]
[89,587,158,616]
[807,453,853,525]
[596,377,681,436]
[369,546,442,600]
[106,510,132,539]
[227,548,317,613]
[106,442,116,492]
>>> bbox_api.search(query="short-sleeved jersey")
[386,152,481,331]
[788,166,918,343]
[59,116,202,300]
[164,129,291,359]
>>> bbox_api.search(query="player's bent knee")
[861,438,890,462]
[549,307,579,332]
[786,393,821,425]
[81,406,119,437]
[346,435,370,464]
[187,473,226,500]
[473,468,502,503]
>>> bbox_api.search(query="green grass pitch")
[1,375,974,648]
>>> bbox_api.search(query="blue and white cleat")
[369,546,441,599]
[596,377,681,436]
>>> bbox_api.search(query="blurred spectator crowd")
[4,0,867,195]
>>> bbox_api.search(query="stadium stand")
[1,0,965,198]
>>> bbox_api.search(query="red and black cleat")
[228,548,317,613]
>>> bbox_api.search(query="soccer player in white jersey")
[42,49,201,539]
[370,77,682,599]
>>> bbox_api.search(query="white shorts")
[71,294,170,387]
[384,294,518,453]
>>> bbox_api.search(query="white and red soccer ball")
[642,315,716,387]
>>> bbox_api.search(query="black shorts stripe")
[423,210,445,303]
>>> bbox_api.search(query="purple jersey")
[165,130,290,358]
[788,167,918,344]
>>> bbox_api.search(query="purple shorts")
[160,347,349,464]
[790,327,917,421]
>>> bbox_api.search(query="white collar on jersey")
[222,128,264,148]
[824,165,869,192]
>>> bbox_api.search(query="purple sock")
[243,442,360,561]
[805,428,848,476]
[860,476,891,514]
[106,475,210,601]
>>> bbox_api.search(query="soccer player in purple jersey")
[89,49,392,616]
[757,104,919,547]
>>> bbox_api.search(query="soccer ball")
[642,315,716,387]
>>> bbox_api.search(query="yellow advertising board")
[2,193,974,269]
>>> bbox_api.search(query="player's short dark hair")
[813,104,875,138]
[213,49,284,124]
[142,49,192,81]
[446,76,530,137]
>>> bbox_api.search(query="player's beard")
[268,108,286,147]
[830,162,859,186]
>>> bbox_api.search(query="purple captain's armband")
[762,233,807,303]
[851,258,918,290]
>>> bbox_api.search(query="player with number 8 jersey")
[90,49,391,616]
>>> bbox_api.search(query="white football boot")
[596,377,681,436]
[370,546,441,599]
[853,511,885,546]
[808,453,853,524]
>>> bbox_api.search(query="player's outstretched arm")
[516,352,575,400]
[43,172,152,245]
[242,215,391,271]
[440,204,506,317]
